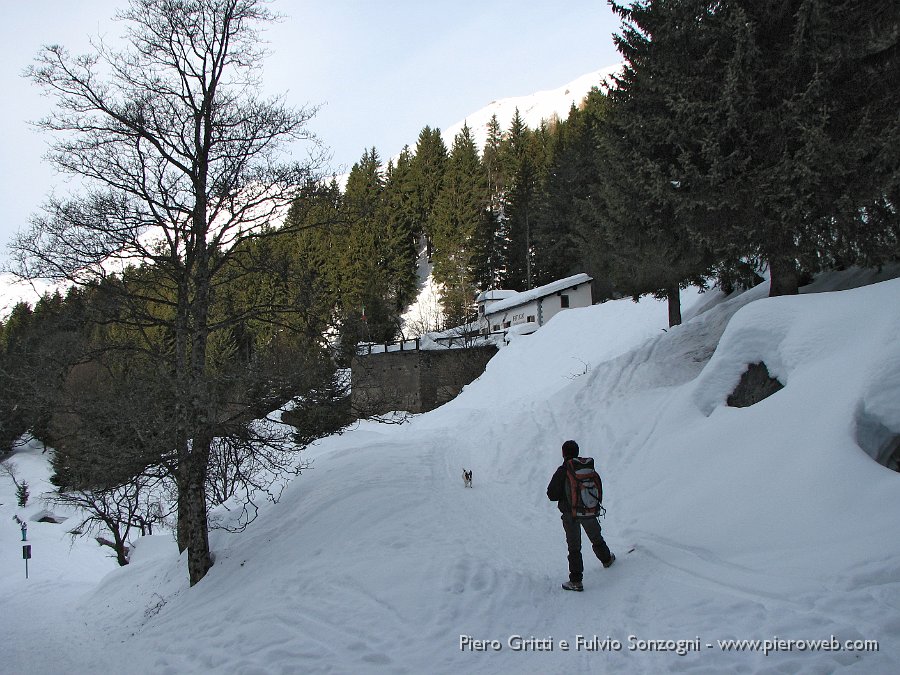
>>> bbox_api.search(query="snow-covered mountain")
[3,266,900,673]
[442,64,619,151]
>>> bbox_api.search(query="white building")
[475,273,593,336]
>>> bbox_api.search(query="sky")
[0,0,623,263]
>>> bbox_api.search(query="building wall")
[351,346,498,416]
[540,284,593,326]
[483,284,593,333]
[482,299,541,333]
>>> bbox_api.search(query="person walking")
[547,439,615,591]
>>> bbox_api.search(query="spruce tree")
[411,126,448,260]
[341,148,398,345]
[532,93,615,294]
[617,0,900,296]
[477,114,506,290]
[382,147,420,313]
[501,109,538,290]
[595,1,716,324]
[430,123,489,326]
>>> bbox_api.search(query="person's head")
[562,440,579,459]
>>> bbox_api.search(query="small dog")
[462,469,473,488]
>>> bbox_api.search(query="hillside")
[2,268,899,674]
[441,65,619,151]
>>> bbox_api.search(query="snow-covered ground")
[3,267,900,674]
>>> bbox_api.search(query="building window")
[492,324,500,331]
[527,315,536,323]
[502,321,511,329]
[560,294,570,308]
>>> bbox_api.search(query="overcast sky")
[0,1,622,262]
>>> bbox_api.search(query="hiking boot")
[562,580,584,592]
[603,553,616,569]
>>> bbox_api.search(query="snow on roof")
[475,289,518,303]
[482,273,592,316]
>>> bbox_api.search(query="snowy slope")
[4,270,899,674]
[442,65,619,151]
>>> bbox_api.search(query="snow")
[3,268,900,674]
[443,65,620,152]
[0,272,62,318]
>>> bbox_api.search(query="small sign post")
[23,544,31,579]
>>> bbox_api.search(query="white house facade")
[475,273,593,336]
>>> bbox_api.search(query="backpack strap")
[565,459,579,518]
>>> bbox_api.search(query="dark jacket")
[547,463,570,514]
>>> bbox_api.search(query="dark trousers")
[561,513,612,582]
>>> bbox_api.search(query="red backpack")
[565,457,604,519]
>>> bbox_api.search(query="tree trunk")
[768,254,800,296]
[176,470,190,553]
[666,286,682,327]
[182,442,213,586]
[111,527,129,566]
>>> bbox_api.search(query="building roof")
[483,273,593,316]
[475,289,518,304]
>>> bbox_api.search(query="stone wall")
[351,346,498,416]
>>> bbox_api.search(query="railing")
[356,338,421,356]
[356,331,505,356]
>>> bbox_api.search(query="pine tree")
[618,0,900,296]
[532,93,613,292]
[430,123,488,326]
[593,1,716,325]
[476,114,506,290]
[411,126,448,260]
[342,149,394,341]
[501,109,538,290]
[382,147,420,313]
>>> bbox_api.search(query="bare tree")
[52,471,170,566]
[11,0,326,585]
[0,461,30,507]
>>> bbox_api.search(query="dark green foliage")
[610,0,900,297]
[16,481,29,507]
[0,289,90,451]
[476,114,507,291]
[532,94,613,293]
[383,148,422,312]
[284,150,412,361]
[595,4,717,323]
[342,148,404,345]
[500,109,538,290]
[430,124,489,325]
[283,370,352,448]
[412,126,449,260]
